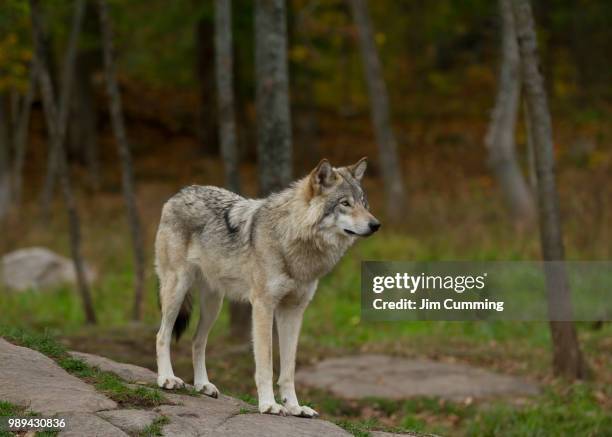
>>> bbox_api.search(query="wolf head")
[307,157,381,238]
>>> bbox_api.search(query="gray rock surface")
[1,341,435,436]
[59,412,128,437]
[0,338,117,414]
[97,409,159,433]
[296,354,539,401]
[69,350,157,384]
[215,413,351,437]
[1,247,95,291]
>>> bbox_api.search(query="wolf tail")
[173,291,193,342]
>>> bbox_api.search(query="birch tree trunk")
[512,0,587,379]
[348,0,405,222]
[97,0,146,321]
[485,0,535,224]
[215,0,249,336]
[255,0,292,196]
[11,64,36,207]
[30,0,97,324]
[40,0,86,216]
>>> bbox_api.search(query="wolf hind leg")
[192,285,224,397]
[156,267,195,389]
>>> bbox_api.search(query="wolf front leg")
[276,300,319,418]
[252,297,287,415]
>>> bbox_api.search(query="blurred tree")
[30,0,97,324]
[215,0,241,194]
[69,0,101,190]
[513,0,587,379]
[11,65,36,207]
[485,0,535,224]
[214,0,249,337]
[195,5,218,154]
[39,0,86,217]
[0,95,10,220]
[233,0,256,161]
[255,0,292,195]
[97,0,146,321]
[290,0,321,173]
[348,0,405,223]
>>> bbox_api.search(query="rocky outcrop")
[69,350,157,385]
[1,339,420,436]
[0,338,116,414]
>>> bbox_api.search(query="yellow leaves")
[290,45,309,63]
[0,32,32,92]
[374,32,386,46]
[588,149,610,169]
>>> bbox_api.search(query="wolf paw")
[285,405,319,418]
[157,375,185,390]
[259,402,288,416]
[194,382,219,398]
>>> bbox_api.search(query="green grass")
[138,415,170,437]
[1,224,610,436]
[0,327,167,408]
[334,418,380,437]
[235,393,257,406]
[465,384,612,437]
[0,401,26,417]
[0,401,59,437]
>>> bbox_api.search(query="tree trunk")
[195,13,218,155]
[11,64,36,207]
[292,1,321,173]
[512,0,587,379]
[97,0,146,321]
[40,0,87,216]
[255,0,292,196]
[523,100,537,190]
[70,49,101,189]
[0,95,10,221]
[348,0,405,223]
[30,0,97,324]
[214,0,249,336]
[69,1,101,190]
[485,0,535,224]
[215,0,241,193]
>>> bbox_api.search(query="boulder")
[1,247,95,291]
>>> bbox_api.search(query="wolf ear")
[349,157,368,181]
[310,159,336,193]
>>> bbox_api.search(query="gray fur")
[154,159,380,416]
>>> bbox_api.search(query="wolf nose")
[369,221,381,233]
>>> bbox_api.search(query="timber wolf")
[155,158,380,417]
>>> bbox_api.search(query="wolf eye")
[340,200,351,207]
